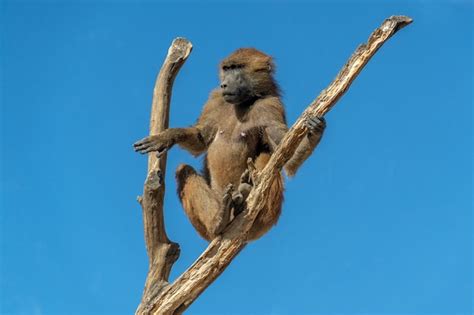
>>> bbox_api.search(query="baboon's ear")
[266,57,276,73]
[254,57,274,73]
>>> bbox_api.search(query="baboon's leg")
[175,164,233,240]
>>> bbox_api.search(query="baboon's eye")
[223,64,244,71]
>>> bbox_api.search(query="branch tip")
[167,37,193,63]
[384,15,413,33]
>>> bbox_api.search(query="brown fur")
[135,48,324,241]
[176,90,286,241]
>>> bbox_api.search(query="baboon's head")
[219,48,279,105]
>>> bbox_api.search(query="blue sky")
[1,1,472,314]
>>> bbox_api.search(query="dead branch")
[136,38,192,314]
[136,16,412,314]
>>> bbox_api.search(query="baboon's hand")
[305,115,326,137]
[222,184,235,215]
[233,167,254,203]
[133,134,174,155]
[231,167,254,217]
[238,169,253,199]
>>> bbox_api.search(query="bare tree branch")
[136,38,192,314]
[136,16,412,314]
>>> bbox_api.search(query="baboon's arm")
[134,124,216,156]
[264,116,326,177]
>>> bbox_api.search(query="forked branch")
[136,16,412,314]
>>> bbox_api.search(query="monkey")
[134,48,326,241]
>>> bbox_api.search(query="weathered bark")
[136,16,412,314]
[136,38,193,314]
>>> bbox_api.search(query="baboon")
[134,48,325,241]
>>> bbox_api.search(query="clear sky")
[1,1,472,314]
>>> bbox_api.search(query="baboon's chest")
[209,121,259,156]
[206,121,260,190]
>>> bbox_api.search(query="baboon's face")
[220,64,253,105]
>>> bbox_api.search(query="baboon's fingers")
[246,158,258,184]
[134,145,149,153]
[240,169,250,184]
[222,184,234,209]
[232,191,244,205]
[134,144,150,152]
[134,142,154,153]
[134,140,159,152]
[305,116,326,132]
[140,145,163,154]
[133,136,154,147]
[247,157,256,173]
[223,183,234,195]
[156,149,167,158]
[238,183,252,200]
